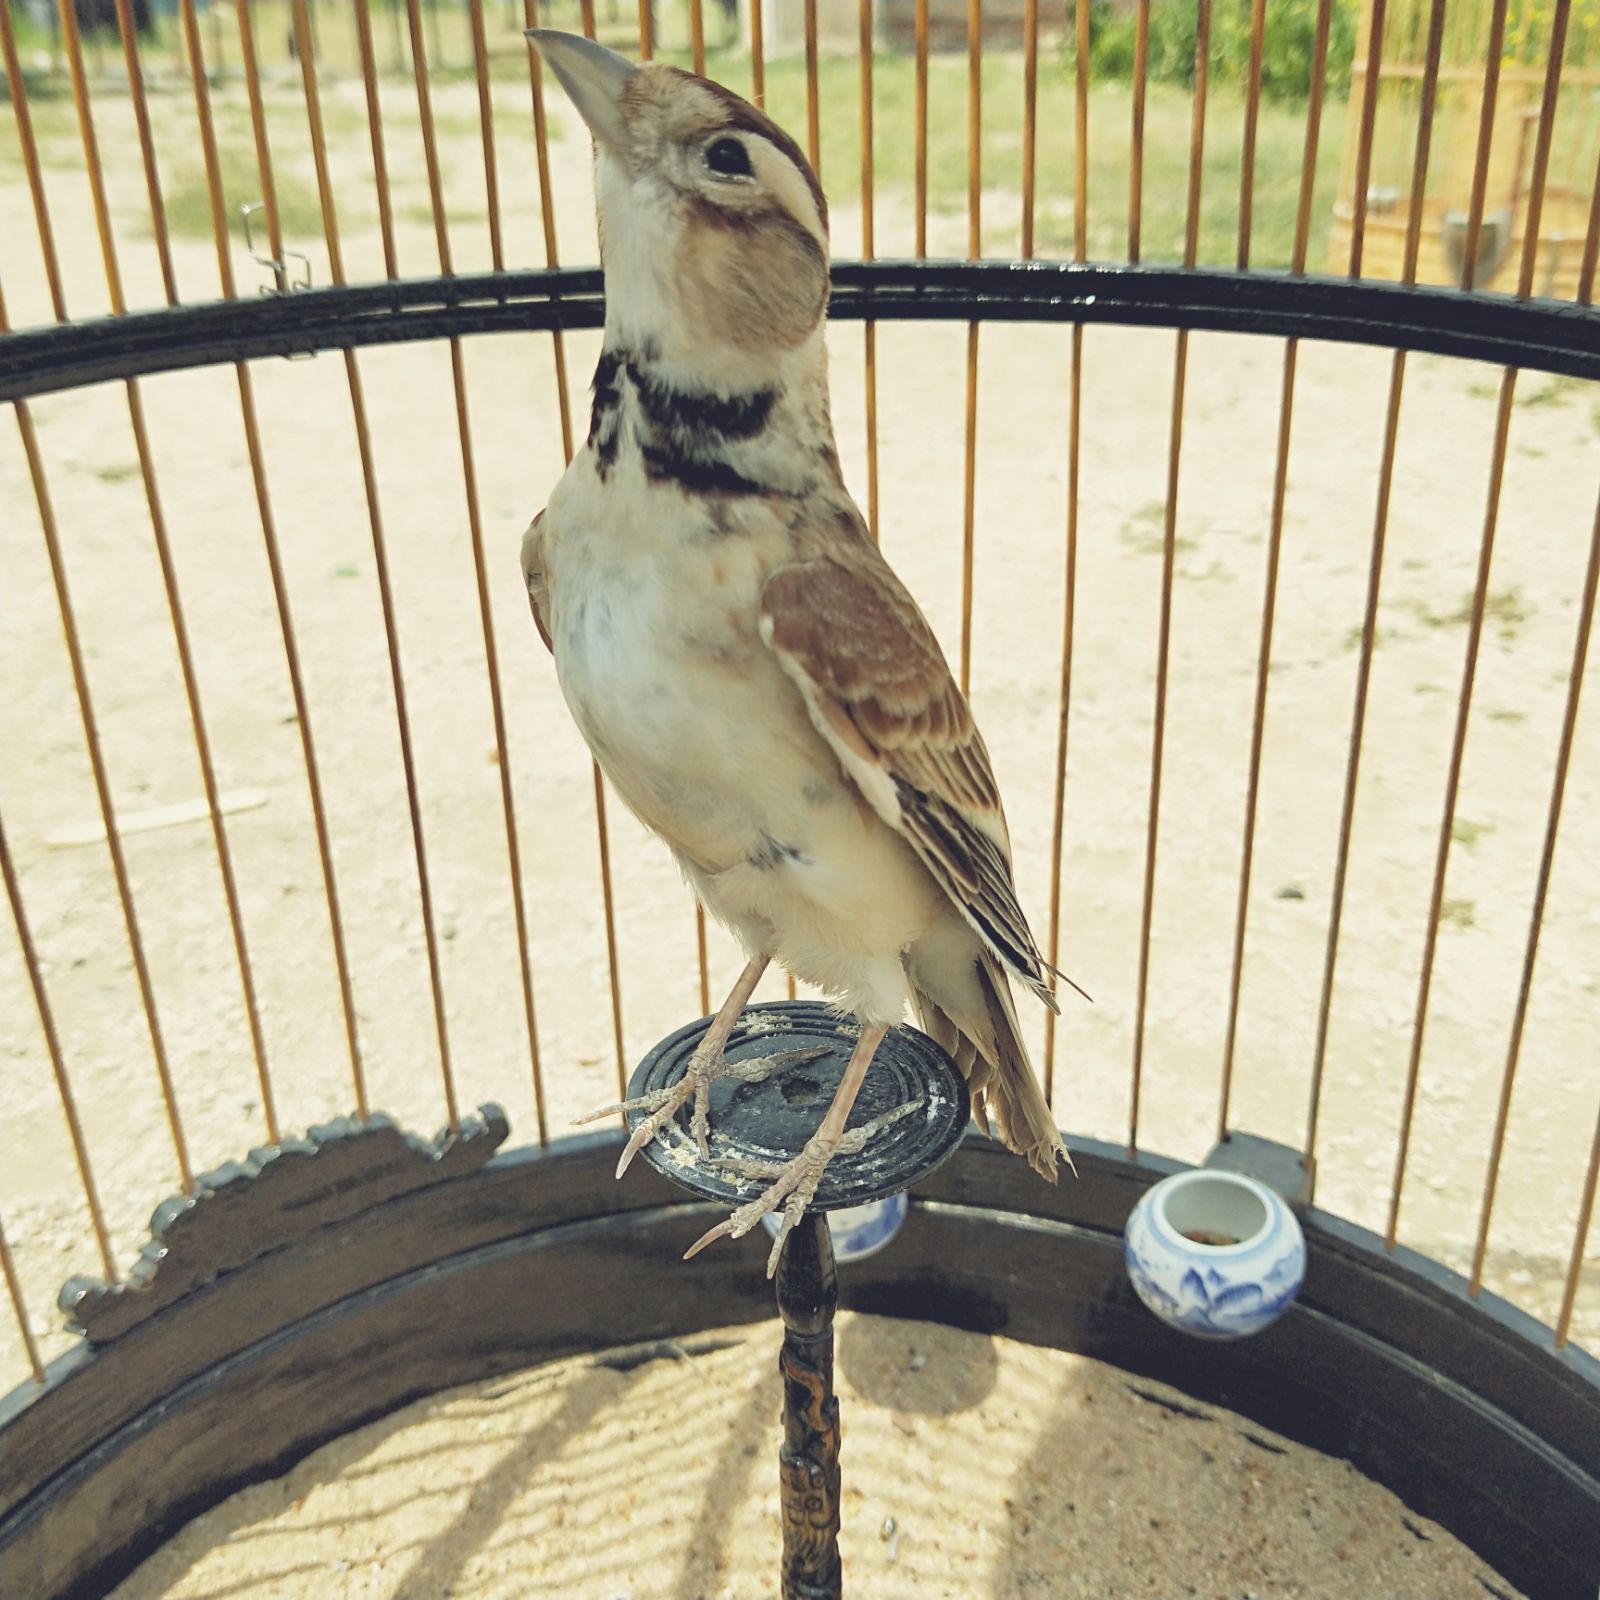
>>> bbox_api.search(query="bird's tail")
[913,954,1071,1183]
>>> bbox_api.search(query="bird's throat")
[587,339,836,499]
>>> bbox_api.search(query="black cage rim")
[3,260,1599,403]
[1,1129,1596,1600]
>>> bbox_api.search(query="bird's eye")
[705,137,753,179]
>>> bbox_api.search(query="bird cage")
[1,0,1597,1596]
[1330,0,1600,292]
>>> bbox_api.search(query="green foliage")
[155,140,327,244]
[1087,0,1360,101]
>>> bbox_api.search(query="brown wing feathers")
[762,528,1061,1010]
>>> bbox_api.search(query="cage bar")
[1238,0,1267,269]
[1218,0,1345,1139]
[1129,0,1209,1155]
[1460,0,1512,292]
[915,0,928,256]
[194,189,374,1124]
[131,377,282,1142]
[56,0,124,313]
[468,0,505,271]
[1557,1107,1600,1346]
[957,0,982,695]
[1387,0,1570,1246]
[1021,0,1038,259]
[8,391,194,1192]
[1307,0,1455,1167]
[113,0,177,303]
[177,0,236,297]
[1470,489,1599,1294]
[233,0,286,283]
[306,0,461,1124]
[0,1214,42,1387]
[1348,0,1389,277]
[805,0,821,178]
[8,51,198,1190]
[1386,368,1518,1243]
[402,0,576,1131]
[0,817,118,1282]
[1043,0,1093,1095]
[354,0,400,278]
[525,0,573,458]
[1581,142,1600,305]
[750,0,765,106]
[1292,0,1336,278]
[860,0,879,541]
[1129,0,1150,262]
[101,14,283,1145]
[0,0,67,320]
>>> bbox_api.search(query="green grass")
[1517,375,1584,410]
[1411,586,1530,641]
[650,45,1348,268]
[1118,500,1196,556]
[1342,623,1398,651]
[152,138,327,242]
[4,13,1343,273]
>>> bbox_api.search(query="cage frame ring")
[3,260,1600,405]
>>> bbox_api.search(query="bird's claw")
[684,1131,839,1277]
[577,1044,834,1179]
[572,1080,692,1178]
[690,1097,924,1275]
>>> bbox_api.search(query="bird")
[523,31,1080,1276]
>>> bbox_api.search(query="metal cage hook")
[240,201,312,300]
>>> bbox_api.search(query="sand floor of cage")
[108,1313,1523,1600]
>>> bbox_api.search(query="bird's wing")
[521,509,553,654]
[760,523,1061,1012]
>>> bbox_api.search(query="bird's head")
[529,31,829,387]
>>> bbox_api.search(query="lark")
[525,32,1079,1275]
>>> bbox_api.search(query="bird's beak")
[526,30,637,158]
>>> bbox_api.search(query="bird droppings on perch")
[740,1014,791,1036]
[105,1314,1526,1600]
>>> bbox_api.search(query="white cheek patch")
[595,151,678,332]
[748,142,827,250]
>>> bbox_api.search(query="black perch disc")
[628,1000,971,1209]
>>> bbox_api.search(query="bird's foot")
[687,1097,923,1277]
[575,1043,830,1178]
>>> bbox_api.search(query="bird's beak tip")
[523,28,637,154]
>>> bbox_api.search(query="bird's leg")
[575,955,827,1177]
[684,1023,900,1278]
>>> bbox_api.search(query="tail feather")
[911,991,994,1136]
[911,955,1072,1182]
[975,955,1073,1181]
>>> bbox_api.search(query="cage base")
[0,1132,1594,1600]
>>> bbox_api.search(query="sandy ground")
[0,59,1596,1591]
[106,1314,1528,1600]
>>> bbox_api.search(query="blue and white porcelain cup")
[1124,1169,1306,1341]
[761,1192,908,1263]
